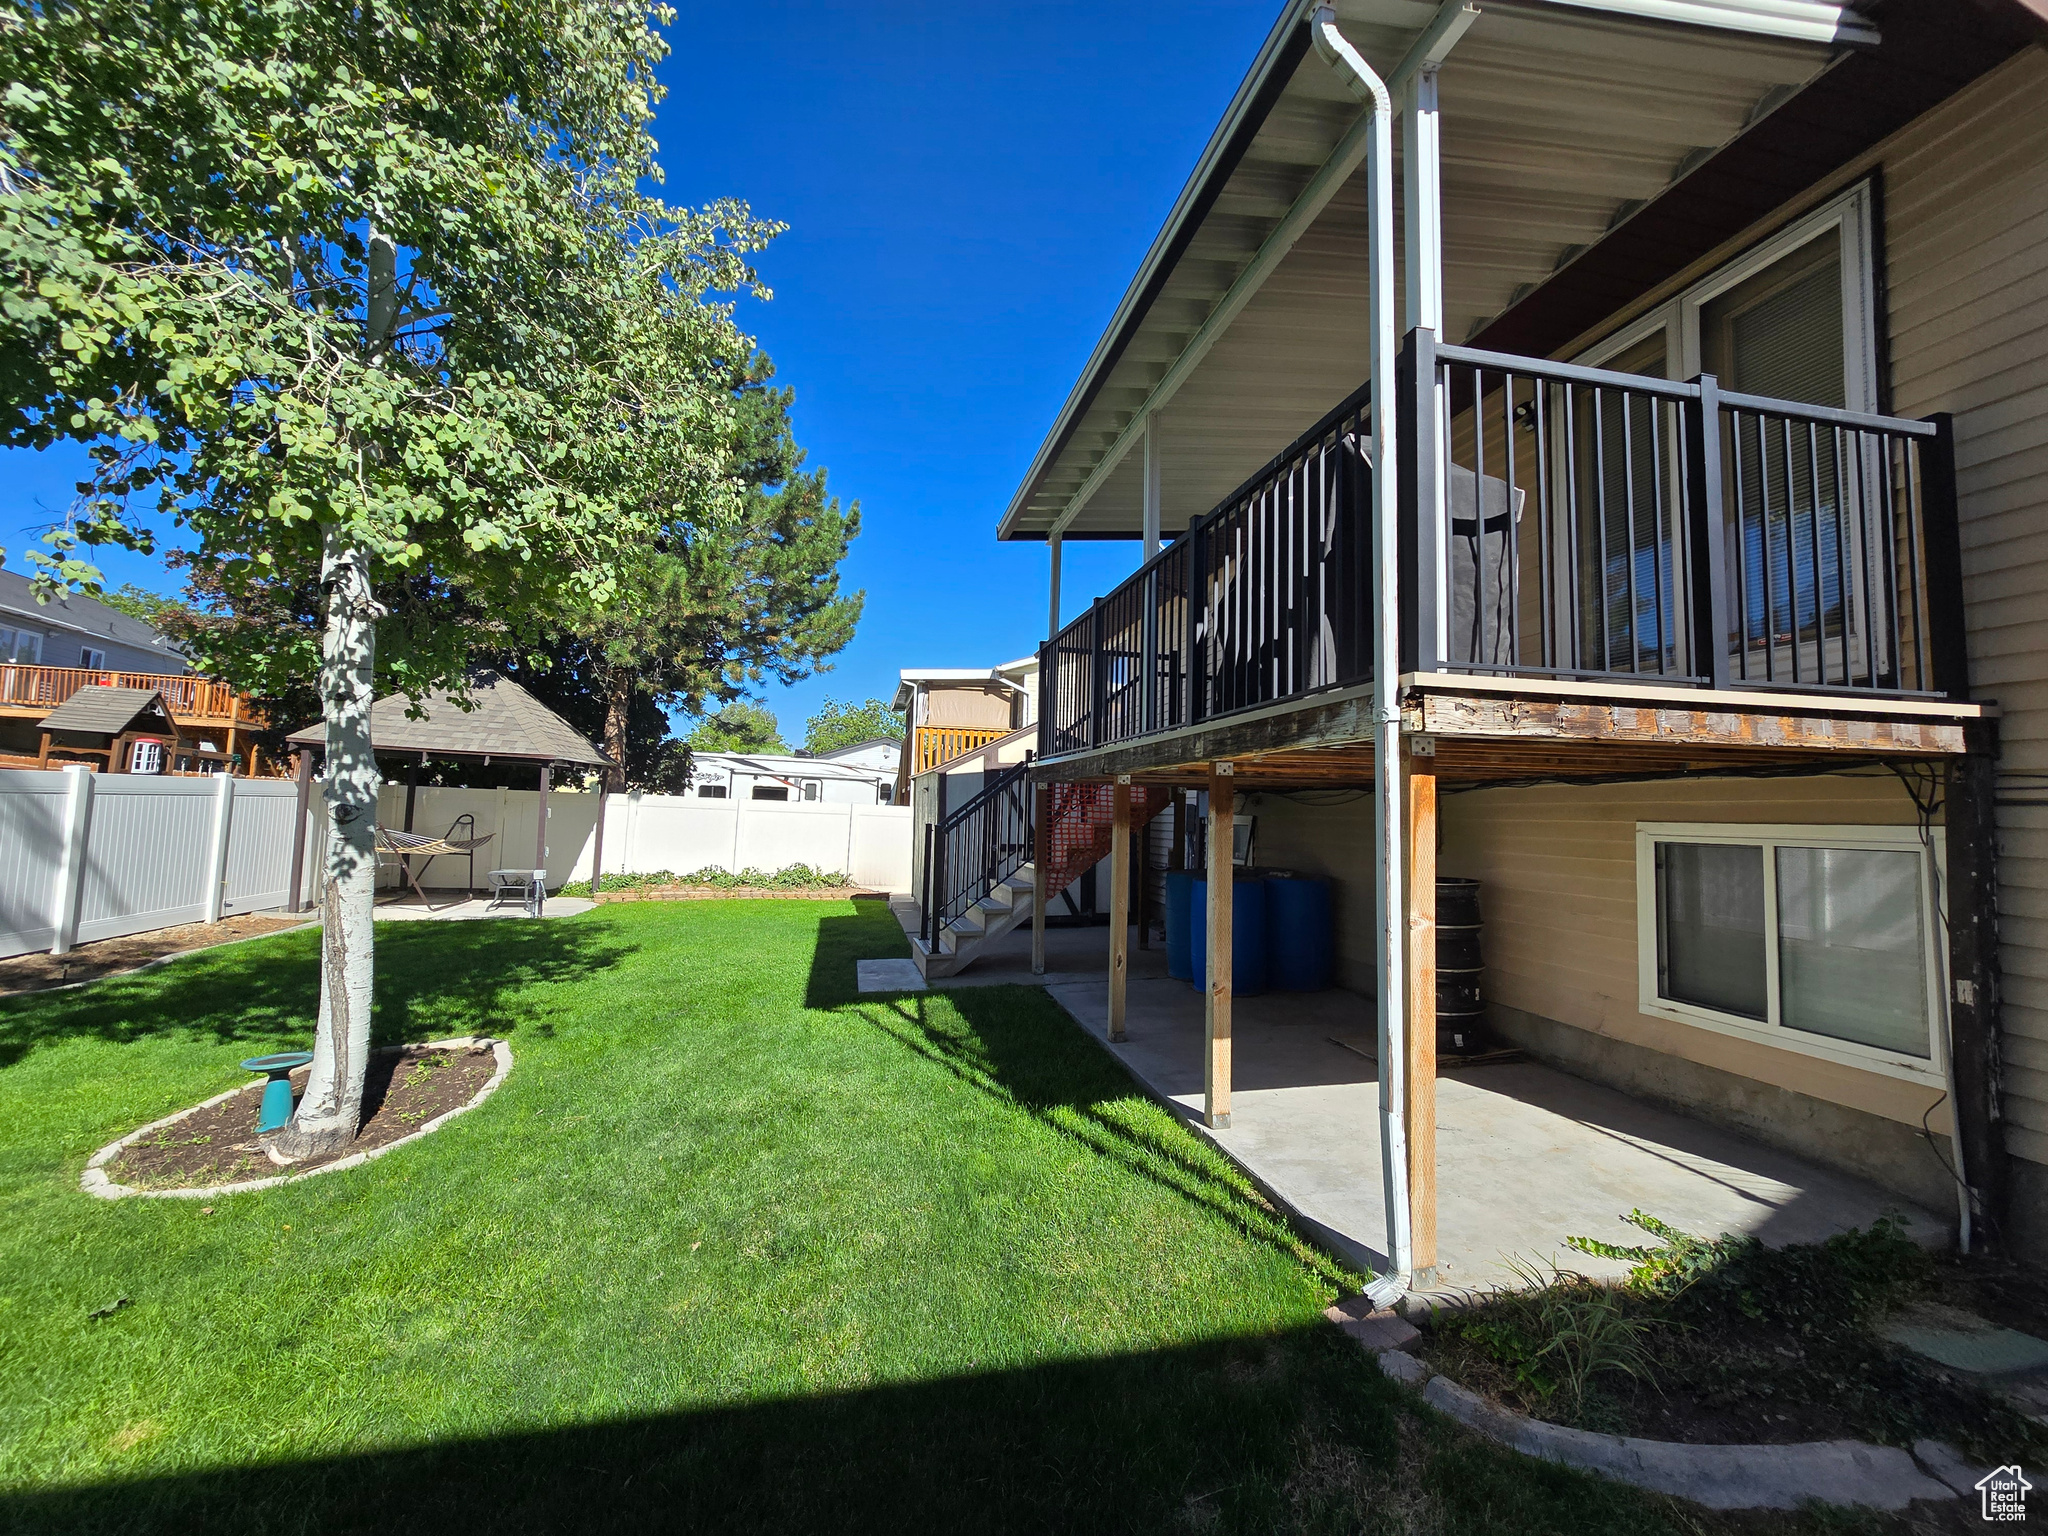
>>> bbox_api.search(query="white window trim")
[1579,181,1879,414]
[1634,820,1949,1087]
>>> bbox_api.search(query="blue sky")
[0,1,1275,743]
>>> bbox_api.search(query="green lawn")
[0,901,1910,1533]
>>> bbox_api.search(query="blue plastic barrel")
[1264,877,1333,991]
[1189,876,1268,996]
[1164,870,1195,980]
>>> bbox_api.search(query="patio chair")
[375,815,494,910]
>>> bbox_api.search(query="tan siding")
[1885,48,2048,1171]
[1250,773,1952,1138]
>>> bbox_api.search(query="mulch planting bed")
[0,914,308,996]
[595,887,885,902]
[1407,1222,2048,1465]
[106,1042,499,1190]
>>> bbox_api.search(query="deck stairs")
[911,777,1170,979]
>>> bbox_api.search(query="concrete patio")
[882,906,1948,1290]
[374,890,596,922]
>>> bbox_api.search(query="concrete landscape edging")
[1356,1337,1967,1512]
[79,1036,513,1201]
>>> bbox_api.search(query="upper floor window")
[1580,182,1877,412]
[0,627,42,664]
[80,647,106,670]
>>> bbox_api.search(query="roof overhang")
[998,0,1901,544]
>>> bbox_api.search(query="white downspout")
[1310,3,1413,1300]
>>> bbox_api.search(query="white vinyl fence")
[0,767,302,960]
[0,772,914,961]
[387,785,911,894]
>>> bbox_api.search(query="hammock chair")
[375,815,494,909]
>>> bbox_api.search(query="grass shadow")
[804,900,908,1011]
[0,916,638,1068]
[856,984,1365,1294]
[0,1325,1761,1536]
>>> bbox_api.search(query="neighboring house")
[925,1,2048,1267]
[0,569,264,769]
[892,657,1038,799]
[0,567,188,676]
[688,750,896,806]
[809,736,903,785]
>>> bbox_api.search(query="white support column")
[203,771,236,923]
[1403,66,1444,335]
[1406,61,1449,670]
[1142,414,1162,561]
[1047,530,1063,639]
[49,765,94,956]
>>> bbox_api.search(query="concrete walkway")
[882,905,1946,1289]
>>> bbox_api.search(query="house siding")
[1247,50,2048,1241]
[1250,775,1961,1208]
[1881,49,2048,1227]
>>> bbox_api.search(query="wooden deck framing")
[1031,675,1985,791]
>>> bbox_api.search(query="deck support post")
[287,749,314,914]
[534,760,550,890]
[1031,782,1049,975]
[1404,743,1439,1286]
[1108,778,1132,1042]
[1204,762,1234,1129]
[1947,722,2007,1250]
[589,780,609,898]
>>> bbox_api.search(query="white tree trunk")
[268,224,396,1160]
[268,527,383,1159]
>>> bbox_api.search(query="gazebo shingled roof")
[284,668,608,768]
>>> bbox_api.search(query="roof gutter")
[1307,1,1415,1304]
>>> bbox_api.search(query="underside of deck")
[1031,673,1986,790]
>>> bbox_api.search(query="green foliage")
[0,0,775,698]
[517,351,864,786]
[1438,1259,1654,1423]
[595,864,851,892]
[805,697,904,755]
[1565,1209,1927,1335]
[686,701,785,754]
[91,582,193,633]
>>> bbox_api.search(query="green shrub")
[596,865,852,894]
[1565,1210,1927,1337]
[1437,1258,1653,1422]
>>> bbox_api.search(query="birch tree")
[1,1,772,1155]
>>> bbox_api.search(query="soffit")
[999,0,1842,542]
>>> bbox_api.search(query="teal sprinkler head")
[241,1052,315,1134]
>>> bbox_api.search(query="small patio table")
[487,868,547,917]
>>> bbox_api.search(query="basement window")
[1635,822,1945,1084]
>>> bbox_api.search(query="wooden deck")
[0,664,261,732]
[1030,673,1986,790]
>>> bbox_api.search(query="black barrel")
[1436,877,1487,1056]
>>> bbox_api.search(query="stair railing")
[923,759,1034,947]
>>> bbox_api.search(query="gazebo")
[283,668,612,911]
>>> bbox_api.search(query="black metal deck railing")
[920,760,1033,947]
[1412,335,1960,696]
[1038,329,1964,759]
[1041,384,1375,757]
